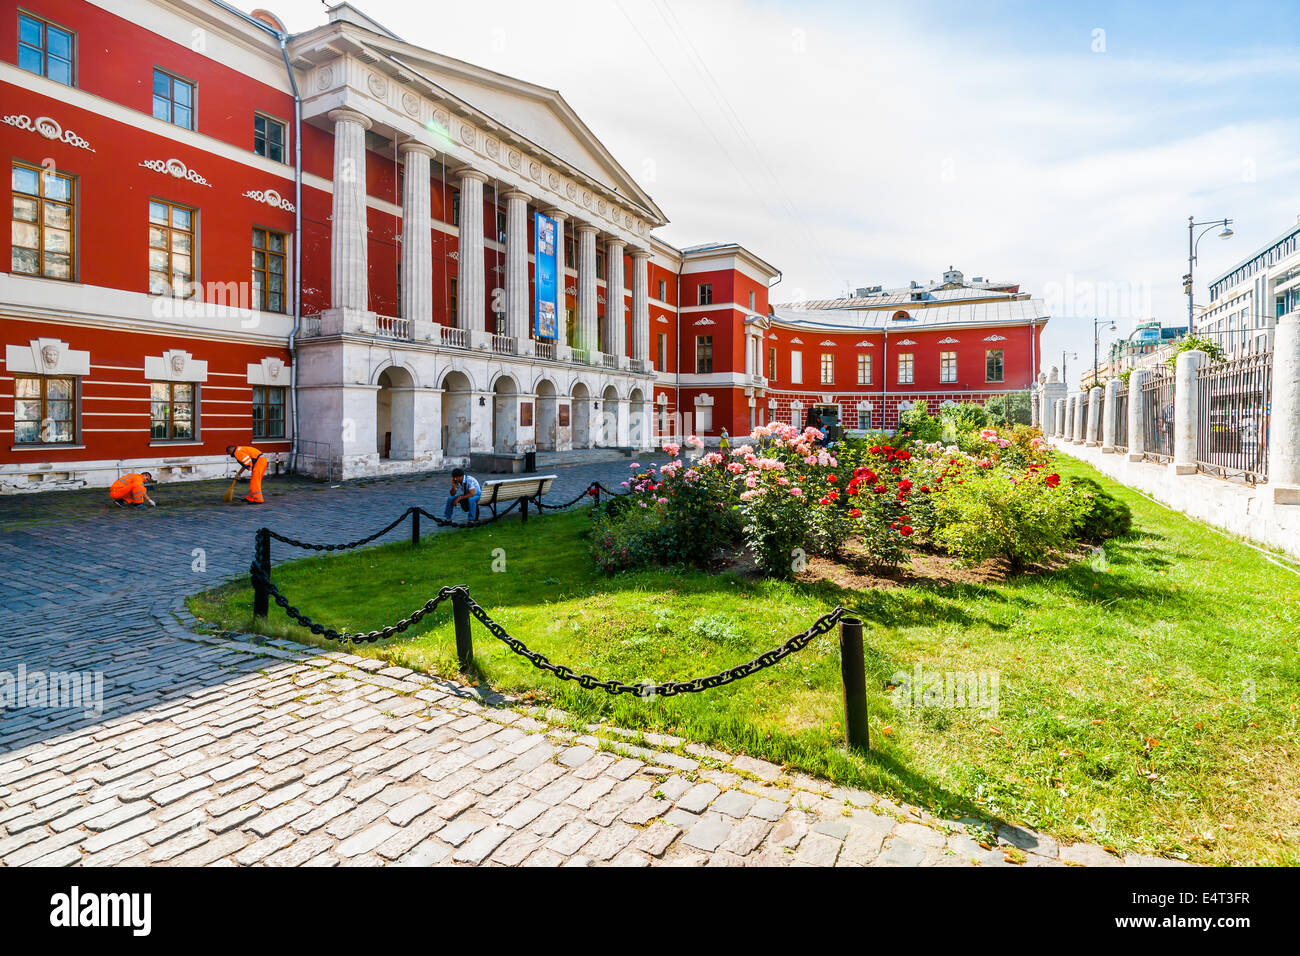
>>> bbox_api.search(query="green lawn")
[189,455,1300,864]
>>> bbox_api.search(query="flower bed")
[592,415,1123,579]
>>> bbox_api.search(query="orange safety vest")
[232,446,263,468]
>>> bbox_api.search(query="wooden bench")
[478,474,556,521]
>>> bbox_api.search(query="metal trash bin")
[524,450,536,473]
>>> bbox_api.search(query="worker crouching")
[226,445,267,504]
[110,472,156,508]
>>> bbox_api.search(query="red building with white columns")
[1,0,1048,491]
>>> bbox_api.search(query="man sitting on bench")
[443,468,482,523]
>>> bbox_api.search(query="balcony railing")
[491,334,517,355]
[629,357,645,373]
[534,340,555,361]
[601,353,617,369]
[375,314,410,340]
[441,326,469,349]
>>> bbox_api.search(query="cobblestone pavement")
[0,460,1181,867]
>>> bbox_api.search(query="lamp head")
[1219,226,1234,239]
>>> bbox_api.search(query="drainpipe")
[882,326,888,432]
[766,269,782,427]
[675,259,681,440]
[279,34,303,471]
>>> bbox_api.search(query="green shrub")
[984,392,1033,427]
[589,503,668,573]
[934,468,1090,573]
[898,403,943,443]
[1069,477,1132,542]
[939,401,990,435]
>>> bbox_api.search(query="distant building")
[1200,216,1300,358]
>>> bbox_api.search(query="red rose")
[1045,473,1061,488]
[900,525,914,536]
[874,484,887,494]
[827,474,838,484]
[920,485,931,493]
[898,479,913,491]
[849,508,861,518]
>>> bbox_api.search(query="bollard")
[411,508,420,545]
[520,497,528,524]
[253,529,270,619]
[452,588,473,673]
[591,482,601,507]
[839,617,869,751]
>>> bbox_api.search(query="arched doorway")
[599,385,620,447]
[628,387,646,448]
[535,379,558,452]
[571,382,591,449]
[377,366,415,460]
[493,374,519,453]
[440,370,472,458]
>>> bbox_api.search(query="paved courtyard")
[0,461,1171,867]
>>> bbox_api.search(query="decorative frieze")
[242,188,295,212]
[3,114,95,151]
[139,158,211,187]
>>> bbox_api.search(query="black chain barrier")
[457,587,844,697]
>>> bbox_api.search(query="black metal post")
[591,482,600,507]
[520,496,528,524]
[411,508,420,545]
[839,617,869,751]
[253,529,270,619]
[452,588,473,673]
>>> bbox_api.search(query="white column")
[1072,392,1086,444]
[576,223,598,359]
[328,108,372,315]
[1172,349,1207,474]
[546,208,569,349]
[398,142,434,340]
[1101,377,1120,453]
[455,167,488,336]
[630,248,650,367]
[503,189,530,343]
[1054,398,1065,438]
[1086,385,1103,446]
[1269,310,1300,503]
[605,238,626,361]
[1127,368,1149,460]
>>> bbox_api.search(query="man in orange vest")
[110,472,156,508]
[226,445,267,504]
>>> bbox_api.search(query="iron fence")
[1142,366,1175,461]
[1113,386,1129,452]
[1195,352,1272,484]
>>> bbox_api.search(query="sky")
[255,0,1300,384]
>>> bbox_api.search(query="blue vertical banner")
[534,212,558,339]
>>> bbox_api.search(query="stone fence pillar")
[1172,349,1207,475]
[1072,391,1086,444]
[1063,394,1075,442]
[1269,310,1300,504]
[1054,398,1065,438]
[1086,386,1103,447]
[1101,377,1120,453]
[1127,368,1150,461]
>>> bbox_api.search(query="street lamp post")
[1062,350,1077,386]
[1093,317,1117,385]
[1185,215,1234,334]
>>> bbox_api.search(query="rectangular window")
[496,209,507,244]
[694,404,712,434]
[252,385,286,439]
[695,335,713,374]
[657,278,666,300]
[986,349,1005,382]
[940,351,957,383]
[150,381,195,440]
[565,307,575,344]
[253,113,285,163]
[857,353,872,384]
[11,162,74,280]
[596,250,605,281]
[152,68,194,129]
[768,346,777,381]
[698,283,713,305]
[18,12,74,85]
[251,227,287,313]
[14,375,75,444]
[449,276,458,318]
[820,353,834,384]
[897,352,914,384]
[657,332,667,370]
[565,235,575,269]
[148,200,195,296]
[790,350,802,384]
[748,289,756,310]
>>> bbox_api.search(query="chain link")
[454,587,844,698]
